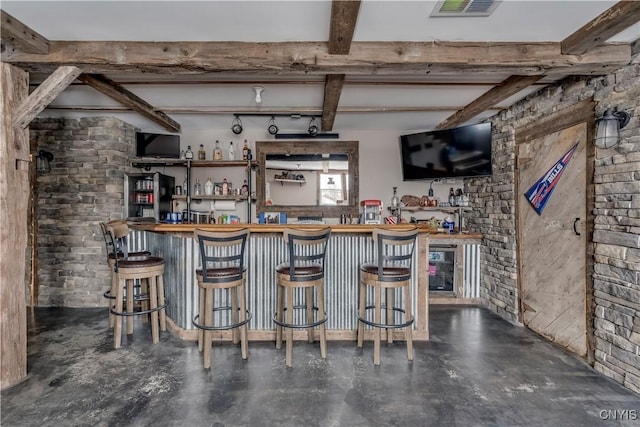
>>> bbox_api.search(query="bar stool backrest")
[371,227,419,282]
[194,228,250,284]
[104,220,131,272]
[282,227,332,282]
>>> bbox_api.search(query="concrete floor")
[2,306,639,427]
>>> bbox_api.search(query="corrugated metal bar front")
[463,244,481,298]
[131,230,420,332]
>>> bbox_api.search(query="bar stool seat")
[357,227,418,366]
[106,222,167,349]
[193,228,251,369]
[274,227,331,367]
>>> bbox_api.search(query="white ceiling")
[2,0,639,134]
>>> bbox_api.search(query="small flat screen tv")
[136,132,181,158]
[400,122,492,180]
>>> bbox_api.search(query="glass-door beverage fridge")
[124,172,174,221]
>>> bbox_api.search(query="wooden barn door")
[516,102,594,358]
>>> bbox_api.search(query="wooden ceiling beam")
[321,74,345,131]
[436,75,543,130]
[77,74,181,133]
[1,10,49,55]
[13,66,81,129]
[2,41,631,76]
[561,1,640,55]
[328,1,361,54]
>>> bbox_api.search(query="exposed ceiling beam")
[436,75,544,130]
[328,0,361,54]
[77,74,181,133]
[561,1,640,55]
[13,66,81,129]
[2,41,631,76]
[321,74,345,131]
[0,10,49,54]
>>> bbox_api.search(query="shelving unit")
[131,158,256,222]
[388,205,472,233]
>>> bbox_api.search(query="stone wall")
[31,117,136,307]
[466,55,640,392]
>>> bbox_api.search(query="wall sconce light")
[308,117,319,136]
[252,86,264,104]
[231,115,243,134]
[595,108,630,149]
[267,116,279,135]
[36,150,54,173]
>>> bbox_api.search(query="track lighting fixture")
[231,115,243,134]
[267,116,279,135]
[307,117,319,136]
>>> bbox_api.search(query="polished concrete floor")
[2,306,639,427]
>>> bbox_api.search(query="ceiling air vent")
[430,0,501,17]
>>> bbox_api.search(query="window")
[319,173,348,205]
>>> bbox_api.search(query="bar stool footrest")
[273,305,328,329]
[193,307,252,331]
[357,305,414,329]
[110,299,168,317]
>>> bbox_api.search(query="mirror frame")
[256,140,359,218]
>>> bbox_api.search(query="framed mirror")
[255,140,359,218]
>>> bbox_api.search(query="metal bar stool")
[274,227,331,367]
[193,228,251,369]
[105,221,167,349]
[99,221,150,328]
[357,227,418,365]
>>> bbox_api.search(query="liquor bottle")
[222,178,229,196]
[180,150,186,160]
[183,177,189,196]
[241,179,249,195]
[185,145,194,160]
[194,178,202,196]
[228,141,235,160]
[449,187,456,206]
[197,144,206,161]
[204,177,214,196]
[242,140,249,160]
[391,186,399,208]
[213,140,222,161]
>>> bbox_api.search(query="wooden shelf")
[131,158,256,168]
[275,178,306,185]
[172,194,248,201]
[389,206,471,213]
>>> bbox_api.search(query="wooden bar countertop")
[130,221,483,240]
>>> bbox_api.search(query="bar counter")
[129,222,483,342]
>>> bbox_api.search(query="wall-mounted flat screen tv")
[136,132,181,158]
[400,122,492,180]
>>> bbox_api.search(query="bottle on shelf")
[391,186,399,208]
[180,149,186,160]
[449,187,456,207]
[198,144,206,161]
[242,140,249,160]
[194,178,202,196]
[241,179,249,195]
[204,177,214,196]
[185,145,194,160]
[183,177,189,196]
[222,178,229,196]
[213,140,223,161]
[228,141,235,160]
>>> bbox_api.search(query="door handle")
[573,217,581,236]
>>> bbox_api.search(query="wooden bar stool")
[357,227,418,365]
[193,228,251,369]
[106,221,166,349]
[99,221,150,328]
[274,227,331,367]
